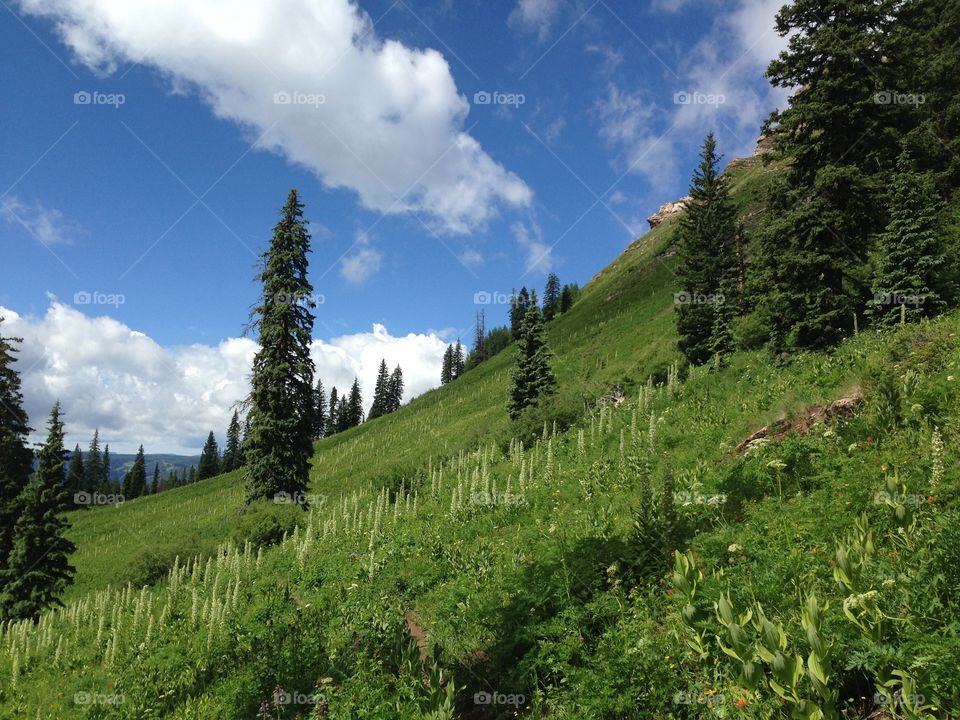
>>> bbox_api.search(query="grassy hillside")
[4,153,959,718]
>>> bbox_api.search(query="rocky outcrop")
[753,134,775,156]
[646,196,690,229]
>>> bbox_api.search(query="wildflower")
[736,698,749,709]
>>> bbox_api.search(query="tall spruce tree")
[335,396,348,433]
[369,360,391,419]
[869,153,952,325]
[223,410,243,472]
[327,387,339,436]
[387,365,404,413]
[124,445,147,499]
[345,378,364,428]
[101,444,111,491]
[0,402,75,620]
[473,310,487,364]
[313,380,326,439]
[511,287,530,339]
[84,430,102,494]
[151,463,160,495]
[245,189,316,504]
[755,0,898,349]
[543,273,561,321]
[508,292,557,419]
[675,132,738,365]
[66,444,85,505]
[0,318,33,569]
[441,345,454,385]
[452,341,465,379]
[197,431,220,481]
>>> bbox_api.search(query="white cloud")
[0,195,82,245]
[1,301,446,454]
[512,220,554,275]
[459,248,485,267]
[18,0,532,233]
[340,231,382,285]
[509,0,561,40]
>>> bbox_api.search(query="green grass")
[5,153,959,718]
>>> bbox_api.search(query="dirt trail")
[735,392,862,455]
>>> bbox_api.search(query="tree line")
[674,0,960,363]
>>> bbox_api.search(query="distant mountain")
[106,454,200,482]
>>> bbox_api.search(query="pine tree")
[188,466,196,484]
[197,431,220,481]
[369,360,391,419]
[869,153,952,325]
[755,0,898,349]
[675,132,738,365]
[151,463,160,495]
[0,318,33,567]
[452,341,465,379]
[124,445,147,499]
[223,410,243,472]
[335,396,348,433]
[441,345,454,385]
[101,444,111,492]
[345,378,364,428]
[559,283,579,314]
[387,365,404,413]
[473,310,487,364]
[245,189,316,504]
[66,444,85,506]
[508,292,557,419]
[84,430,102,494]
[543,273,561,321]
[0,402,75,620]
[327,387,339,436]
[313,380,326,439]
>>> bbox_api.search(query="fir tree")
[245,189,316,503]
[0,402,75,620]
[559,283,579,314]
[335,396,348,433]
[508,292,557,419]
[197,431,220,481]
[223,410,243,472]
[0,318,33,567]
[188,466,196,484]
[542,273,561,321]
[101,444,111,492]
[440,345,454,385]
[387,365,404,413]
[345,378,364,428]
[84,430,102,494]
[313,380,326,439]
[869,153,952,325]
[473,310,487,364]
[124,445,147,499]
[151,463,160,495]
[327,387,339,436]
[675,132,738,365]
[369,360,391,419]
[66,444,85,506]
[452,341,465,379]
[755,0,898,349]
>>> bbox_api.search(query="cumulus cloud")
[1,301,446,454]
[17,0,532,233]
[0,195,83,245]
[340,231,383,285]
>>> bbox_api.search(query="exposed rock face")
[753,134,775,156]
[646,196,690,229]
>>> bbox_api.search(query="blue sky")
[0,0,787,452]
